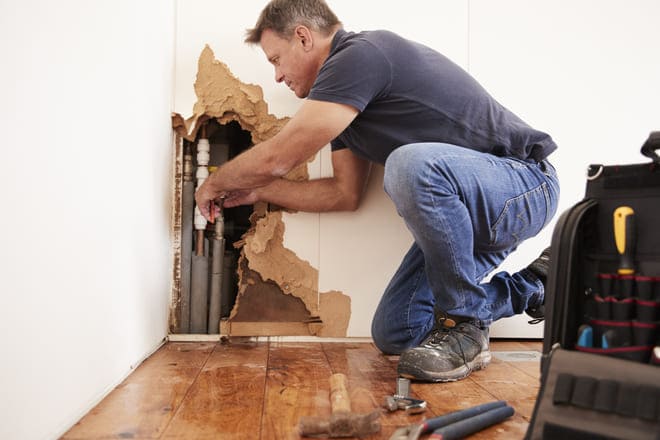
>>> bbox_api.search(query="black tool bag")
[526,132,660,440]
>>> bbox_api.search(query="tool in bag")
[525,131,660,440]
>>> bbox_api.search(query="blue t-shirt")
[308,29,557,165]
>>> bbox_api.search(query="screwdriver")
[614,206,635,275]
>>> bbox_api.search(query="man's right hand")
[195,179,222,222]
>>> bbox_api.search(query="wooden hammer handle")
[329,373,351,414]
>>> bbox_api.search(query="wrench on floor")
[384,377,427,415]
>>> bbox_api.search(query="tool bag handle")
[640,131,660,164]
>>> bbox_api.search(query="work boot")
[525,247,551,323]
[397,315,491,382]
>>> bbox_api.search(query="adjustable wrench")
[384,377,427,415]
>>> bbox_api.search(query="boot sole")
[397,350,492,382]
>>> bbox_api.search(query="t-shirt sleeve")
[330,138,347,152]
[308,40,392,112]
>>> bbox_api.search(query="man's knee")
[384,145,413,198]
[383,144,431,206]
[384,143,457,207]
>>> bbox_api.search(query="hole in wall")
[196,119,253,319]
[178,118,256,334]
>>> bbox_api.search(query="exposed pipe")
[190,243,209,334]
[221,249,237,319]
[190,128,211,333]
[179,140,195,333]
[193,135,210,256]
[207,201,225,334]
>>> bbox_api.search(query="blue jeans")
[371,143,560,354]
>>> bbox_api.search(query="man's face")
[260,28,318,99]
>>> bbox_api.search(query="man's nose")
[275,67,284,83]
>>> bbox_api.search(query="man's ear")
[294,25,314,51]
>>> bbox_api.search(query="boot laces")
[422,324,479,366]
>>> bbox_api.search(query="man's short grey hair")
[245,0,342,44]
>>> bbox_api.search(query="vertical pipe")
[190,239,209,333]
[221,251,236,318]
[208,211,225,334]
[179,141,195,333]
[190,133,211,333]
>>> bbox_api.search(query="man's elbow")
[261,143,314,179]
[262,154,296,179]
[336,192,362,212]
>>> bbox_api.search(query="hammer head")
[299,409,381,438]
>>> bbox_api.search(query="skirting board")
[167,334,374,343]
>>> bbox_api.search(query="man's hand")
[195,178,257,220]
[194,179,223,221]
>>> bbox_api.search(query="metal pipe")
[207,204,225,334]
[190,132,211,333]
[190,238,209,334]
[195,230,205,256]
[221,250,237,318]
[179,140,195,333]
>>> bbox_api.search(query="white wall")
[471,0,660,336]
[0,1,176,439]
[175,0,660,338]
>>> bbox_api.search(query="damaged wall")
[230,210,350,337]
[172,46,350,337]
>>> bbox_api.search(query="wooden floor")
[62,339,542,440]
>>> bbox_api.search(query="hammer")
[298,373,381,438]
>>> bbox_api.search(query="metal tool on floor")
[298,373,381,438]
[384,377,427,414]
[389,400,514,440]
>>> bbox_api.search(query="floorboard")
[163,340,269,440]
[262,343,334,440]
[62,339,542,439]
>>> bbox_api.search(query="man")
[195,0,558,382]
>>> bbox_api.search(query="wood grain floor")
[62,339,542,440]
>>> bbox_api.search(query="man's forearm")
[256,177,362,212]
[207,142,281,195]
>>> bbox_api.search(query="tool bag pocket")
[578,275,660,364]
[575,318,659,363]
[525,347,660,440]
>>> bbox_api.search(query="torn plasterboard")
[170,45,350,337]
